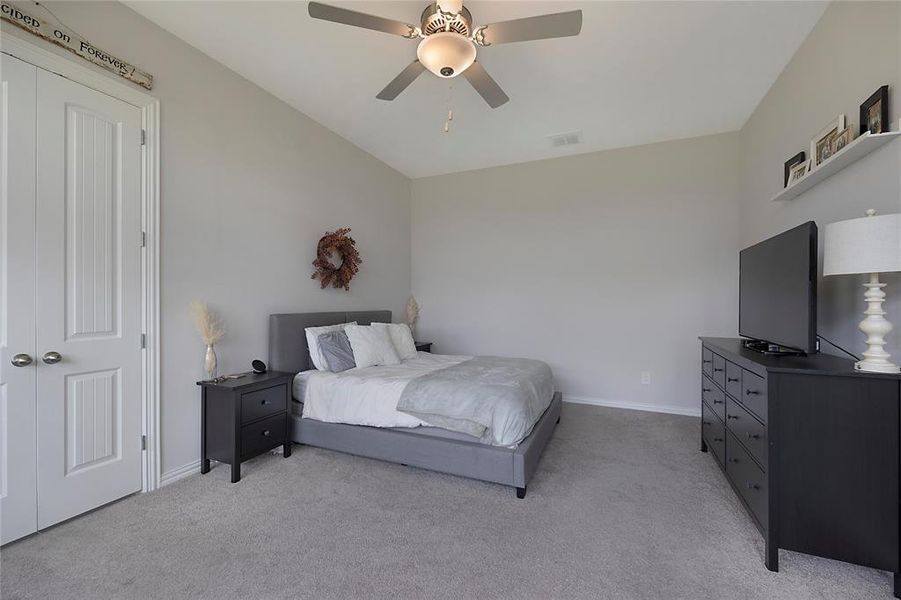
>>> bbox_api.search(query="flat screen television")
[739,221,818,354]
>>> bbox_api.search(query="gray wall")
[411,133,741,415]
[2,2,412,477]
[738,0,901,360]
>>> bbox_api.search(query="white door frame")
[1,33,162,492]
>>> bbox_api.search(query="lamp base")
[854,360,901,374]
[856,273,900,374]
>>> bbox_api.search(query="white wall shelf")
[771,130,901,202]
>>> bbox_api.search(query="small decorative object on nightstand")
[197,371,293,483]
[415,341,432,353]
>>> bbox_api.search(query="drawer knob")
[727,414,738,420]
[746,433,760,440]
[727,377,739,383]
[702,420,711,426]
[262,430,271,437]
[702,360,712,364]
[261,399,270,405]
[728,457,739,464]
[713,437,723,442]
[746,389,760,396]
[714,368,724,372]
[713,399,723,405]
[746,482,760,491]
[703,388,711,393]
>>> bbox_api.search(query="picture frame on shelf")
[783,151,806,187]
[860,85,889,135]
[787,159,810,186]
[810,115,845,167]
[830,126,854,155]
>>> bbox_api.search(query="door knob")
[11,353,33,367]
[42,351,62,365]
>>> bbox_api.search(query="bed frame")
[268,311,561,498]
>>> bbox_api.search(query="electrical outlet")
[641,371,651,385]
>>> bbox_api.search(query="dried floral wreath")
[311,227,361,291]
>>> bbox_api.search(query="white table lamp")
[823,209,901,373]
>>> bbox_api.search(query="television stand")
[741,338,805,356]
[700,337,901,599]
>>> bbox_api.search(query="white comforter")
[295,352,470,428]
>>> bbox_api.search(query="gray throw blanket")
[396,356,554,446]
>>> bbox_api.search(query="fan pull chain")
[444,84,455,133]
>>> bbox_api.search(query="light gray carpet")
[1,403,893,599]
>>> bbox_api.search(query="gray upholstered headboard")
[268,311,391,373]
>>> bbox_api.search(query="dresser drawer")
[241,413,286,460]
[702,402,725,467]
[726,396,767,469]
[712,353,726,390]
[725,361,742,399]
[740,372,767,422]
[726,432,768,529]
[702,376,725,421]
[702,347,713,378]
[241,384,287,424]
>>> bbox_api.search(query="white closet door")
[0,54,39,545]
[35,68,143,528]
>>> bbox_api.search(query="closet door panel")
[35,68,143,529]
[0,54,39,545]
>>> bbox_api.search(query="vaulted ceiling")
[127,1,827,178]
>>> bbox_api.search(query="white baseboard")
[564,396,701,418]
[160,459,202,487]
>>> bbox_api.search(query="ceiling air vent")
[548,131,583,148]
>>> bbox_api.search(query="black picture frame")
[784,151,806,187]
[860,85,889,135]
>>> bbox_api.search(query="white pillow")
[305,322,356,370]
[372,322,417,361]
[344,324,401,368]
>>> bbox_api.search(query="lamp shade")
[823,211,901,276]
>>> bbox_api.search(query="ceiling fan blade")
[476,10,582,45]
[308,2,416,37]
[376,61,426,101]
[462,62,509,109]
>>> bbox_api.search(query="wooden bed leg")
[516,486,527,499]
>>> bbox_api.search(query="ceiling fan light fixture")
[416,32,476,78]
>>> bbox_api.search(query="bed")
[268,311,561,498]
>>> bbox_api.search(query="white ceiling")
[127,1,827,178]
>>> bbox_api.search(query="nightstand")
[415,341,432,353]
[197,371,293,483]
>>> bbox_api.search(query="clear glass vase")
[204,344,218,381]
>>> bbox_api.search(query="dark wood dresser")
[700,337,901,598]
[197,371,293,483]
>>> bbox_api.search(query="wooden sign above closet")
[1,1,153,89]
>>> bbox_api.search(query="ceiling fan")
[308,1,583,108]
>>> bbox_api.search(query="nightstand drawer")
[241,413,286,460]
[241,384,287,424]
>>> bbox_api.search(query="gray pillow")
[317,330,356,372]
